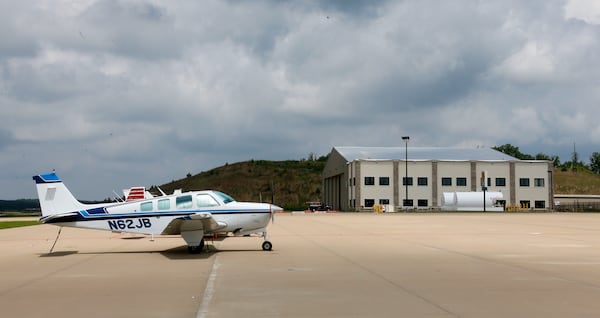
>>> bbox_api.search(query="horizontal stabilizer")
[33,172,61,184]
[39,212,80,223]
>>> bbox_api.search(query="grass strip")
[0,221,40,229]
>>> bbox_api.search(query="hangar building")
[322,146,554,212]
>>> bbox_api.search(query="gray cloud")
[1,0,600,199]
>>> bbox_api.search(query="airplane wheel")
[262,241,273,251]
[187,239,205,254]
[187,246,200,254]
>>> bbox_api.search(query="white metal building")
[322,146,554,212]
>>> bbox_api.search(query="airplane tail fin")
[32,172,86,217]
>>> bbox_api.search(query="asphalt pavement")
[2,213,600,318]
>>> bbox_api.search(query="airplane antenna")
[49,227,63,253]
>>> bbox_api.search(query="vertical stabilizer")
[32,172,86,216]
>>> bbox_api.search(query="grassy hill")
[553,168,600,194]
[157,159,326,210]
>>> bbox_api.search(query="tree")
[550,155,561,167]
[590,152,600,174]
[535,153,550,160]
[493,144,533,159]
[493,144,521,158]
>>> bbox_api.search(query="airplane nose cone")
[270,204,284,211]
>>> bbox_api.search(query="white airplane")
[33,172,281,253]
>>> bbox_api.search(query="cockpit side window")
[158,199,170,210]
[196,194,219,207]
[140,201,153,212]
[213,191,235,204]
[176,195,193,209]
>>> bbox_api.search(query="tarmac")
[2,212,600,318]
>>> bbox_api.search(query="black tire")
[262,241,273,251]
[187,239,205,254]
[187,246,200,254]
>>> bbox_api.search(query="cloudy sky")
[2,0,600,200]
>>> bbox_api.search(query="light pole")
[402,136,410,209]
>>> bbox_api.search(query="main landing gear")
[187,239,205,254]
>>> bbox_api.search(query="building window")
[456,177,467,187]
[418,199,428,207]
[417,177,428,186]
[403,199,413,207]
[365,177,375,185]
[519,178,530,187]
[520,200,531,209]
[402,177,413,186]
[441,177,452,186]
[496,178,506,187]
[379,199,390,205]
[379,177,390,186]
[535,201,546,209]
[364,199,375,208]
[534,178,545,187]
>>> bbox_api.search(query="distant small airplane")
[33,172,281,253]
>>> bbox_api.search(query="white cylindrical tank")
[442,192,503,211]
[441,192,456,207]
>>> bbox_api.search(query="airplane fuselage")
[41,191,273,236]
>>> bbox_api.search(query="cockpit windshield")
[214,191,235,204]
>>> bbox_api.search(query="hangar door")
[323,174,343,211]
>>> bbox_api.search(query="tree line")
[493,144,600,174]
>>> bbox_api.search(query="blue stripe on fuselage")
[42,209,271,223]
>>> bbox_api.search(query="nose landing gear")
[262,240,272,251]
[262,230,273,251]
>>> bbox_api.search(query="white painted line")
[196,255,220,318]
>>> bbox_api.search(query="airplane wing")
[160,212,227,235]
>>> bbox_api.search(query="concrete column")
[355,161,361,210]
[548,162,554,210]
[470,161,477,192]
[432,161,438,207]
[510,162,516,205]
[393,160,399,209]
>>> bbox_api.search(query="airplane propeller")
[270,204,275,224]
